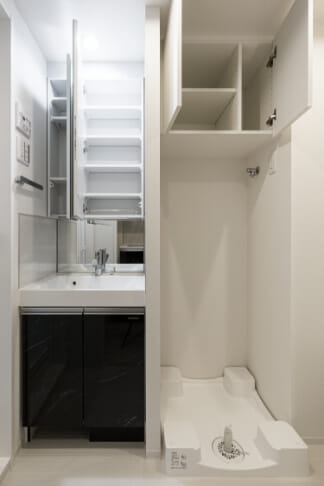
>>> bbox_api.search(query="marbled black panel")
[22,313,83,427]
[84,313,145,439]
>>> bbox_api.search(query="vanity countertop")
[19,273,145,307]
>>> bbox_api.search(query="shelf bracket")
[266,46,277,68]
[266,109,277,127]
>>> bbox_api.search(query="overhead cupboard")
[47,21,144,220]
[162,0,313,158]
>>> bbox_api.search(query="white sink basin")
[26,273,144,291]
[19,273,145,307]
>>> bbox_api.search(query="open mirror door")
[163,0,182,133]
[71,19,85,219]
[66,54,72,219]
[272,0,313,136]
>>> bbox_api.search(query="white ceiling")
[315,0,324,21]
[15,0,324,63]
[14,0,170,62]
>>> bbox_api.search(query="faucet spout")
[93,248,109,276]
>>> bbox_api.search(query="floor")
[1,441,324,486]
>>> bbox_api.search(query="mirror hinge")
[266,46,277,68]
[266,108,277,127]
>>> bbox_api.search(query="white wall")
[0,0,48,457]
[19,215,56,287]
[290,20,324,441]
[161,157,247,378]
[0,11,13,461]
[145,6,161,456]
[247,132,292,422]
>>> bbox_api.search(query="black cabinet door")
[84,309,145,441]
[21,309,83,428]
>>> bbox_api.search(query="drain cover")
[211,437,245,464]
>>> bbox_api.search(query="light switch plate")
[15,101,32,139]
[16,134,31,167]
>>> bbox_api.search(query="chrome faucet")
[93,248,109,276]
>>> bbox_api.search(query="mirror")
[57,219,144,272]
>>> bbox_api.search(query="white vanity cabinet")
[162,0,313,158]
[47,55,72,218]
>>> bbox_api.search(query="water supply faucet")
[93,248,109,276]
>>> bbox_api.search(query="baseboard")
[145,448,161,457]
[0,457,11,483]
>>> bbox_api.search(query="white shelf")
[161,131,272,159]
[50,79,67,97]
[50,177,67,183]
[83,214,142,220]
[183,42,238,88]
[51,115,67,128]
[83,164,141,173]
[51,97,67,113]
[85,135,142,147]
[83,193,141,199]
[84,78,142,95]
[50,214,67,218]
[175,88,236,127]
[83,105,142,120]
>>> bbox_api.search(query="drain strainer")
[211,437,245,464]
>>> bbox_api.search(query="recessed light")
[83,35,99,51]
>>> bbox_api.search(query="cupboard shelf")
[83,214,142,220]
[161,130,272,159]
[50,79,67,97]
[83,163,141,173]
[84,78,143,95]
[175,88,237,128]
[83,105,142,120]
[51,97,67,113]
[50,177,67,183]
[183,42,239,89]
[85,135,142,147]
[83,193,142,199]
[51,115,67,128]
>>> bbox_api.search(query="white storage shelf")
[174,88,237,129]
[51,116,67,128]
[163,0,312,155]
[161,130,272,159]
[77,77,144,220]
[48,76,69,219]
[84,106,142,120]
[83,163,141,173]
[85,135,142,147]
[84,193,141,199]
[51,97,67,115]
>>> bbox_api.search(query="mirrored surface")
[57,219,144,273]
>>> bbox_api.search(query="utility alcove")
[160,0,315,475]
[162,0,312,159]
